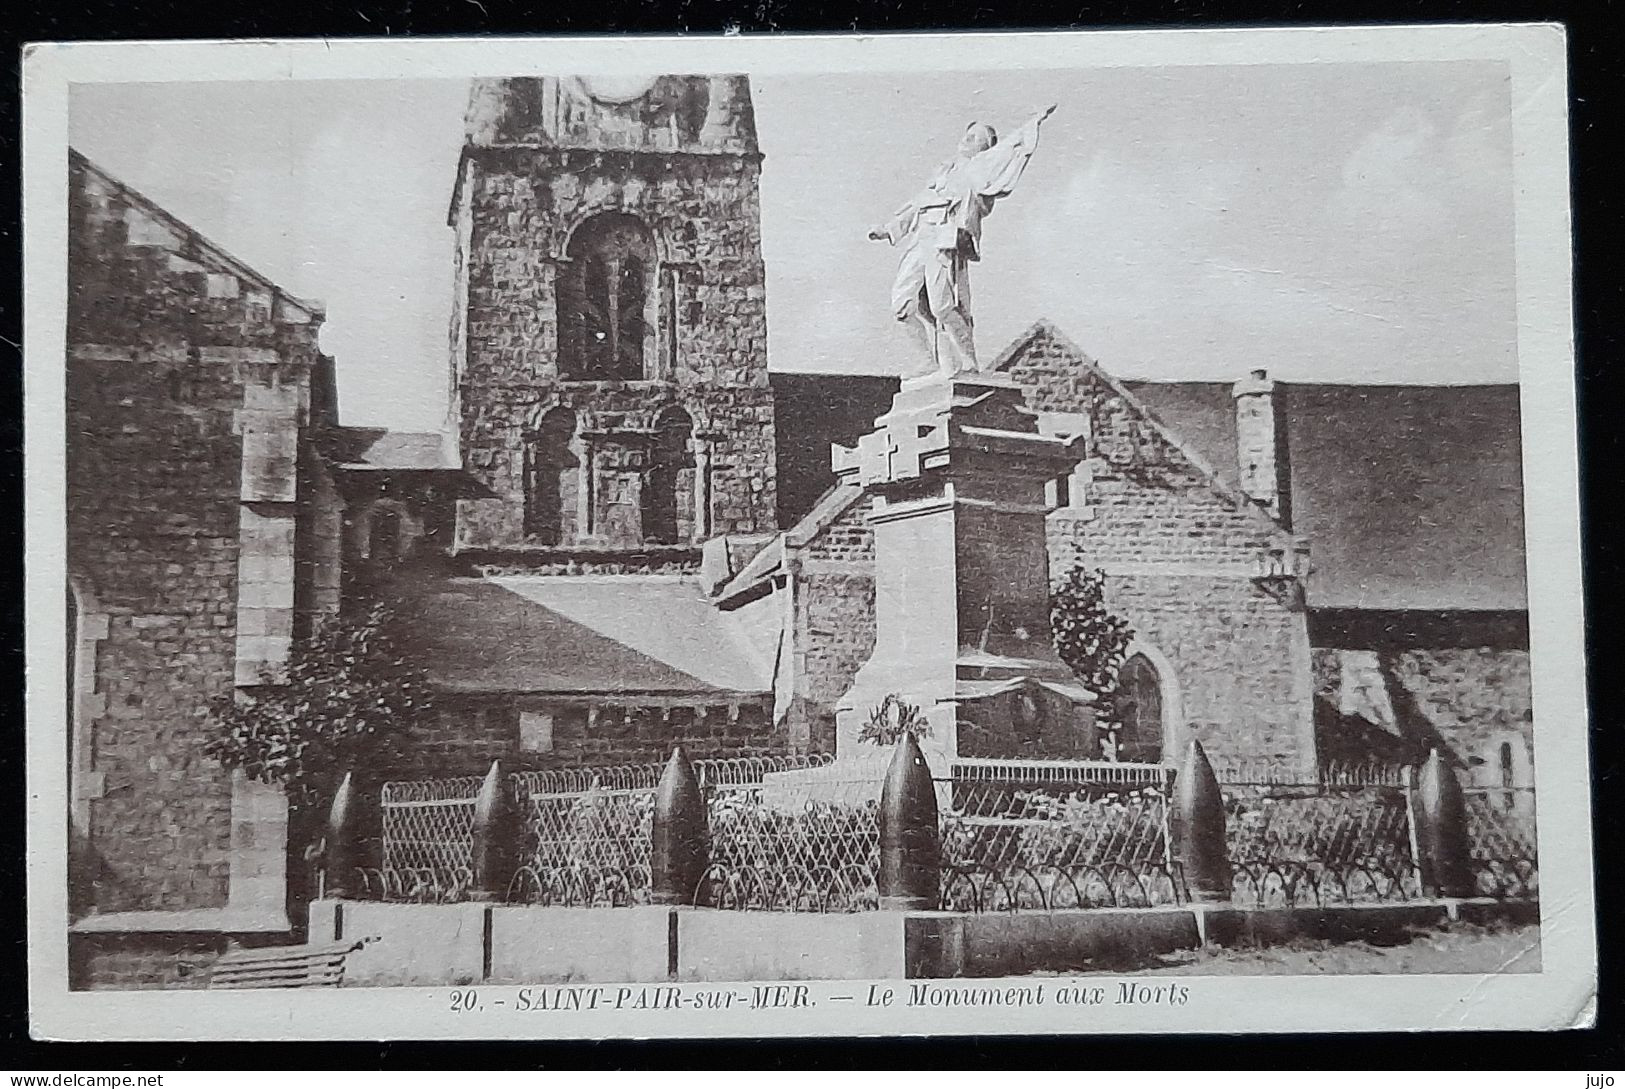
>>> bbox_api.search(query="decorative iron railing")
[692,757,1185,912]
[375,754,833,904]
[366,753,1538,912]
[1464,786,1538,898]
[1219,767,1420,906]
[510,784,656,907]
[1209,759,1412,788]
[377,775,484,880]
[938,760,1179,908]
[700,768,883,913]
[1227,860,1422,908]
[940,862,1185,912]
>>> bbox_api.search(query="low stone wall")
[68,913,293,991]
[492,905,671,983]
[308,898,1537,987]
[679,911,906,981]
[906,908,1202,978]
[324,901,489,987]
[70,932,235,990]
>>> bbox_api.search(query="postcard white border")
[23,24,1591,1040]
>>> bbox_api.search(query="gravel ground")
[1111,921,1542,976]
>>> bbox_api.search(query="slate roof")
[770,349,1527,615]
[1277,384,1526,612]
[392,573,776,696]
[1124,380,1527,612]
[69,150,324,322]
[330,428,459,470]
[1119,381,1242,491]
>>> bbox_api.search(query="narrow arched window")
[525,407,580,544]
[1113,653,1165,764]
[559,213,656,382]
[1498,740,1516,810]
[643,407,693,544]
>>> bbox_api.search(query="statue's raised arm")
[870,104,1058,378]
[964,103,1057,199]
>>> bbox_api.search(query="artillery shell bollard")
[651,745,709,906]
[469,759,520,901]
[1414,748,1475,899]
[1173,740,1230,903]
[878,733,940,911]
[323,771,358,900]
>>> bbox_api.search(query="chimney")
[1232,369,1291,527]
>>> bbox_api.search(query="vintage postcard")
[23,26,1592,1040]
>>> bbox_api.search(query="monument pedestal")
[832,372,1097,773]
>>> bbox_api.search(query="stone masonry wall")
[1097,573,1312,767]
[1004,325,1317,772]
[68,344,240,912]
[67,153,323,914]
[68,933,233,991]
[387,697,780,781]
[789,490,878,754]
[1312,646,1534,778]
[454,147,775,549]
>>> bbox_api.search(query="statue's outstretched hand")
[867,226,889,242]
[1037,103,1058,122]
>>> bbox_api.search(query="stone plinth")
[832,373,1096,769]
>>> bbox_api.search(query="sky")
[69,61,1516,431]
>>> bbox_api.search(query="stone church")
[64,74,1532,985]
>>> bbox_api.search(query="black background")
[1,0,1619,1070]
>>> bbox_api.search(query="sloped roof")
[1280,384,1526,612]
[331,428,459,470]
[69,149,323,322]
[715,479,875,604]
[393,574,776,696]
[1122,380,1527,612]
[1120,381,1242,491]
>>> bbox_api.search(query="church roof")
[392,573,776,696]
[1284,384,1525,612]
[767,322,1529,616]
[1123,380,1527,612]
[1117,381,1242,490]
[330,428,459,471]
[69,149,324,323]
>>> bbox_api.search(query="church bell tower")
[447,74,775,557]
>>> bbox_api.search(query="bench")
[208,938,367,990]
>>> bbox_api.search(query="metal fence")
[700,757,886,912]
[358,775,485,902]
[694,757,1179,913]
[366,754,1538,912]
[510,782,655,906]
[1222,774,1420,908]
[367,754,833,904]
[939,759,1178,912]
[1465,786,1539,898]
[1218,766,1540,908]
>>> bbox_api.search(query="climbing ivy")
[1049,564,1135,725]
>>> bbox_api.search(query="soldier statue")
[869,103,1058,377]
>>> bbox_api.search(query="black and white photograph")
[23,27,1592,1039]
